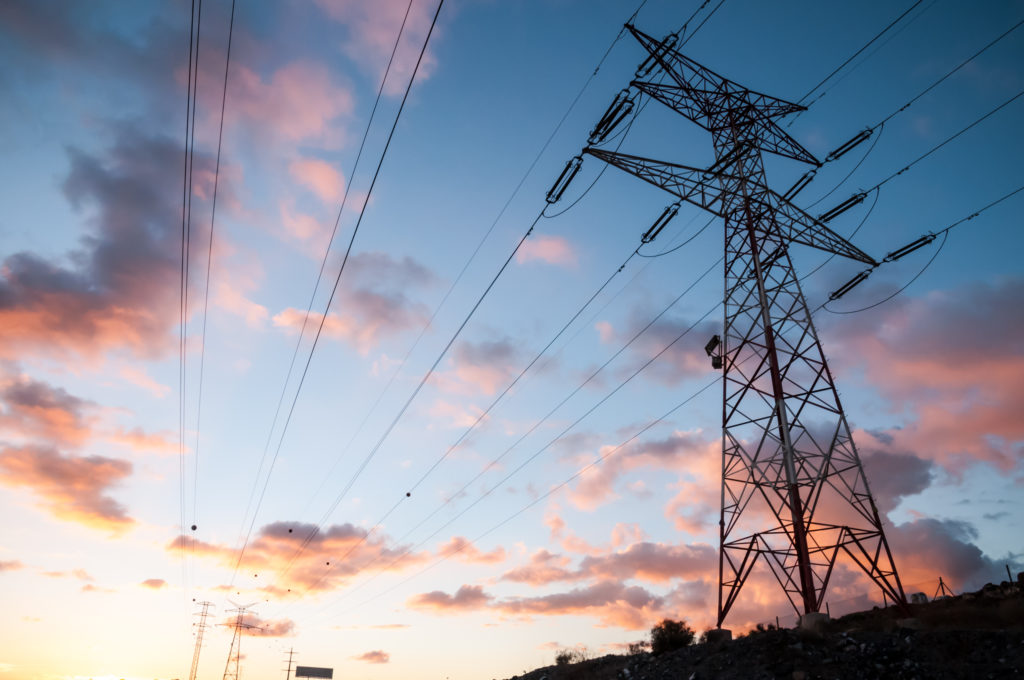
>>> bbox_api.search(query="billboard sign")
[295,667,333,679]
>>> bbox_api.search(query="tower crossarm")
[627,24,805,119]
[632,80,819,165]
[584,147,877,265]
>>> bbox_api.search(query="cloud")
[408,584,492,612]
[219,613,296,637]
[435,338,522,396]
[576,542,717,584]
[140,578,167,590]
[227,61,354,145]
[168,520,427,595]
[502,550,575,586]
[0,374,93,447]
[888,518,1003,591]
[0,126,217,362]
[564,429,711,511]
[496,580,667,630]
[118,366,171,399]
[0,444,133,532]
[0,560,24,572]
[352,650,390,664]
[106,426,178,455]
[312,0,440,96]
[858,448,935,514]
[436,536,506,564]
[516,235,578,268]
[290,158,345,204]
[272,252,435,355]
[823,277,1024,472]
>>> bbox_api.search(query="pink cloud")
[290,158,345,204]
[0,560,24,572]
[140,578,167,590]
[272,252,435,355]
[408,584,492,612]
[516,235,578,268]
[228,61,354,145]
[434,338,521,396]
[106,426,177,455]
[501,550,574,586]
[312,0,440,96]
[0,374,94,447]
[436,536,506,564]
[352,650,390,664]
[0,444,133,532]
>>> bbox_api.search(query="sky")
[0,0,1022,678]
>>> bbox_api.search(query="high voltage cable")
[269,0,663,579]
[229,0,446,585]
[339,375,721,619]
[823,182,1024,315]
[314,301,721,621]
[870,16,1024,132]
[178,0,202,602]
[797,0,924,105]
[866,87,1024,193]
[191,0,236,537]
[233,0,416,561]
[291,260,720,614]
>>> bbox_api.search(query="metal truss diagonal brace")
[626,24,805,119]
[632,80,820,165]
[585,148,877,264]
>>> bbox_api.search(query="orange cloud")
[515,235,578,268]
[0,445,133,532]
[106,426,177,455]
[140,578,167,590]
[0,374,94,447]
[168,520,428,595]
[118,366,170,399]
[0,560,24,572]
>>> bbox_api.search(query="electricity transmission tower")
[579,24,906,626]
[222,602,259,680]
[283,648,297,680]
[188,601,215,680]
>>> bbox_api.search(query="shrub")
[650,618,695,655]
[626,640,650,655]
[554,647,589,666]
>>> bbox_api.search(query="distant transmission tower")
[577,24,906,626]
[283,647,297,680]
[222,602,259,680]
[188,601,214,680]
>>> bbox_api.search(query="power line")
[233,0,416,564]
[300,263,720,617]
[229,0,447,585]
[178,0,203,602]
[867,87,1024,192]
[267,0,666,579]
[796,1,924,106]
[333,341,723,621]
[823,182,1024,314]
[266,0,729,592]
[191,0,236,537]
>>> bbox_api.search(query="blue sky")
[0,1,1022,678]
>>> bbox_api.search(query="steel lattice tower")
[222,602,258,680]
[188,601,214,680]
[582,24,906,625]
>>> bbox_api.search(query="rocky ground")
[499,581,1024,680]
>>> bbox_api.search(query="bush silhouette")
[650,618,695,655]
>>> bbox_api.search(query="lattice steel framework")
[583,24,906,625]
[188,600,214,680]
[222,602,258,680]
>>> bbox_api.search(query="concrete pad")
[798,612,829,632]
[705,628,732,644]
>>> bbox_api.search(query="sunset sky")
[1,0,1022,678]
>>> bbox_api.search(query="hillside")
[501,580,1024,680]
